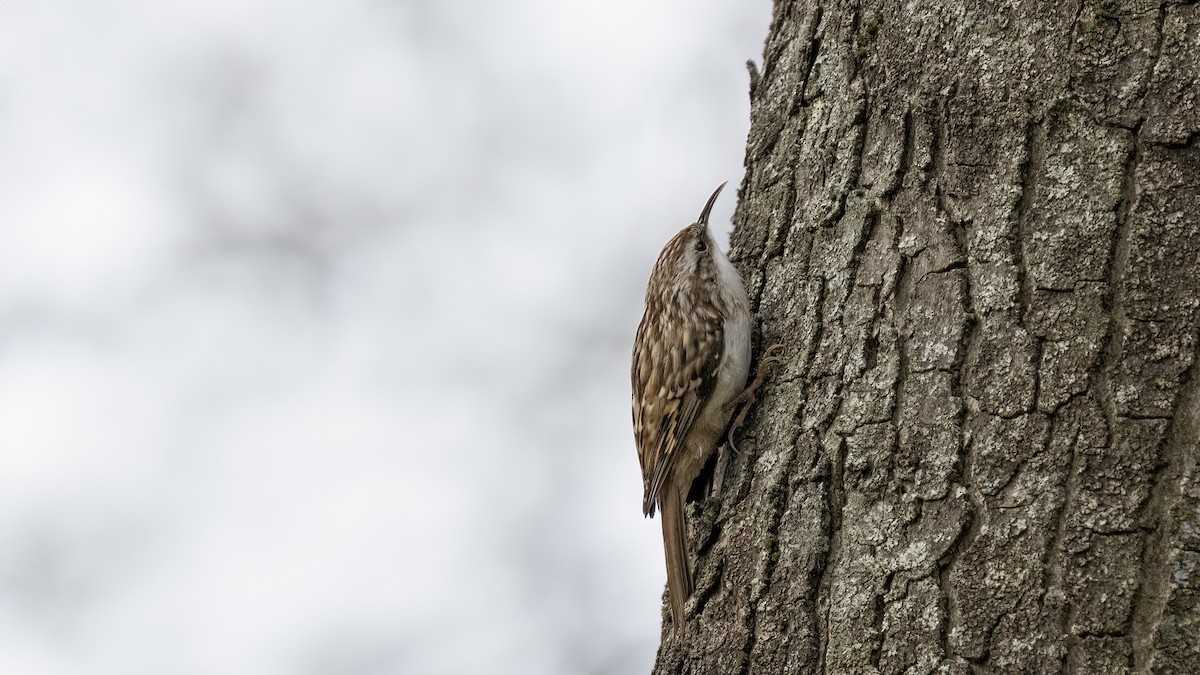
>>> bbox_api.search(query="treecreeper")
[631,183,753,630]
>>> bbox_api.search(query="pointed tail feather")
[660,482,692,629]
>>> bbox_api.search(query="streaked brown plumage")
[632,183,751,629]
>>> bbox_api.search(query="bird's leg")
[725,343,784,454]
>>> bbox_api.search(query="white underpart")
[707,237,751,418]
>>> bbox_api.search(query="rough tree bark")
[652,1,1199,673]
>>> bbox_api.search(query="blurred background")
[0,2,770,673]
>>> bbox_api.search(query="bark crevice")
[651,1,1199,671]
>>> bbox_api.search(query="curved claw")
[724,343,785,455]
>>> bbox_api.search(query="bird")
[631,182,752,629]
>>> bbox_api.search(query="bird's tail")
[660,482,692,629]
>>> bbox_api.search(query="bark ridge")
[652,1,1200,673]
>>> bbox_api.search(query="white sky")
[0,2,771,673]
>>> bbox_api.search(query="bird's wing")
[632,309,724,516]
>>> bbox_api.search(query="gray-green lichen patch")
[653,1,1199,673]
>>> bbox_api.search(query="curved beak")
[697,181,727,226]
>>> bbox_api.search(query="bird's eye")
[694,240,708,252]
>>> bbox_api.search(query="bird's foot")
[725,343,784,454]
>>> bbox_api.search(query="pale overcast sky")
[0,2,771,673]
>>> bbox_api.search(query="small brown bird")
[632,182,751,628]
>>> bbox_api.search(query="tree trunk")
[652,1,1200,673]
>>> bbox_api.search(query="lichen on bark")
[651,1,1200,673]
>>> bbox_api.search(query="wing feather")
[632,309,724,516]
